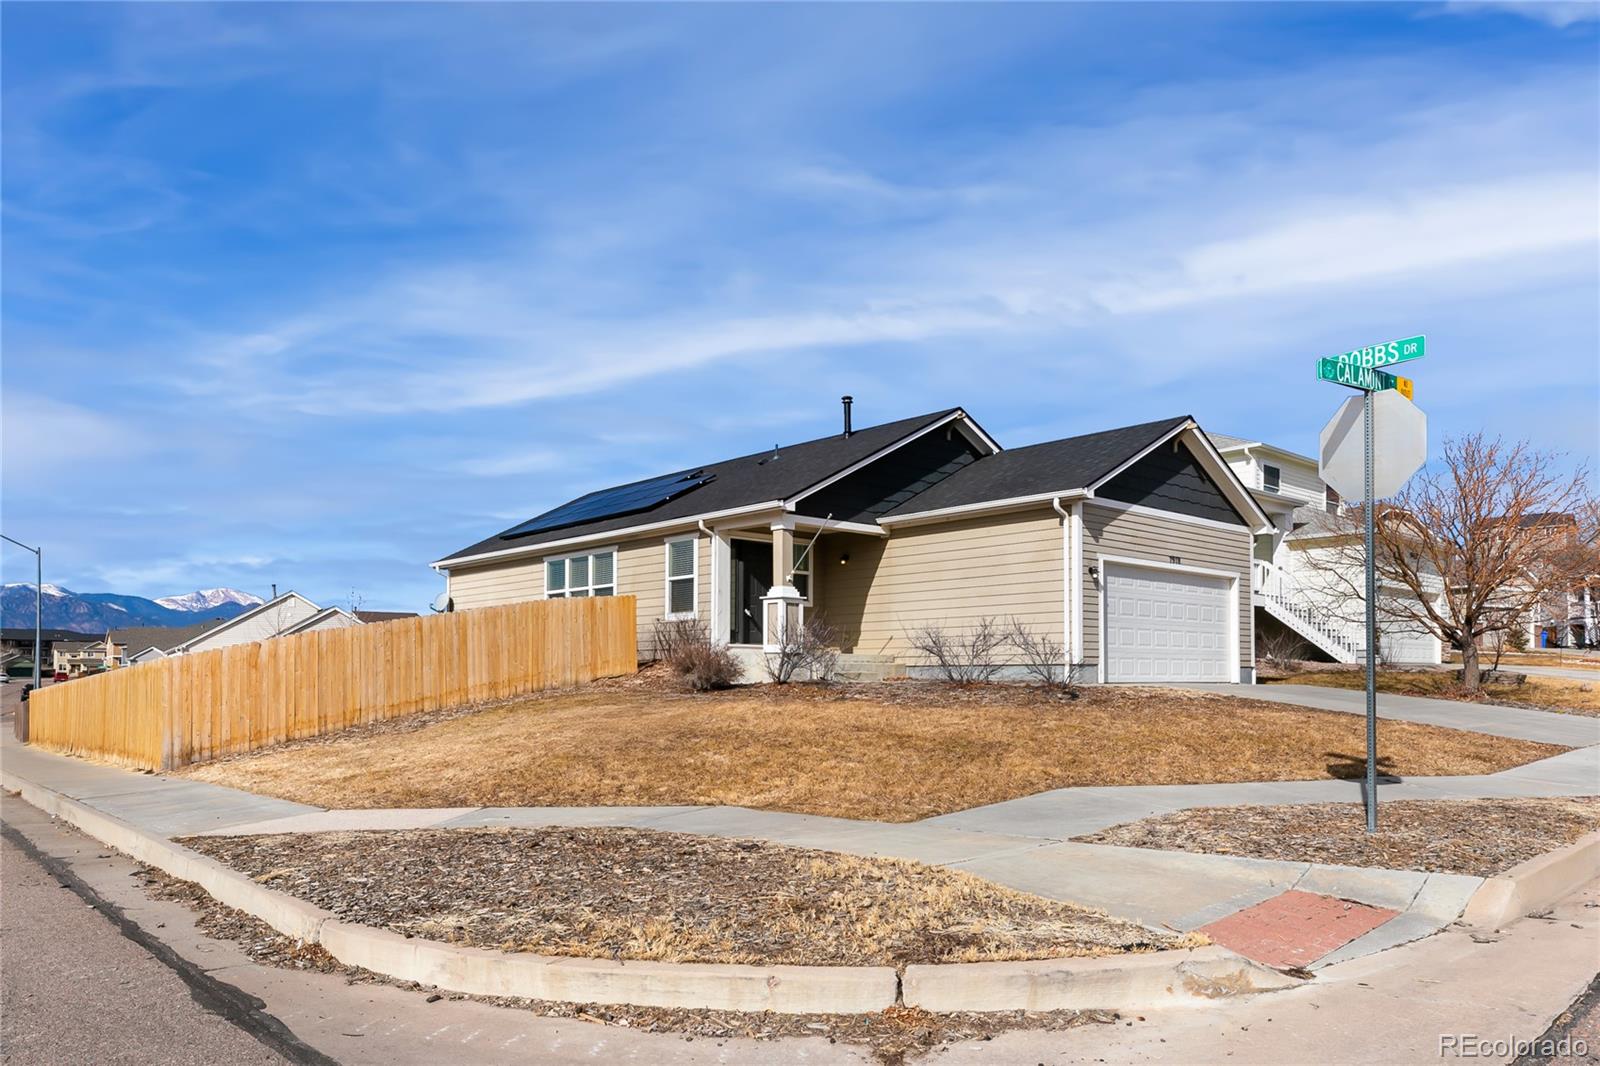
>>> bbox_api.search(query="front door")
[729,538,773,644]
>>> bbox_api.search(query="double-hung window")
[1261,464,1281,493]
[665,536,697,617]
[791,541,812,600]
[545,549,615,598]
[1324,483,1341,514]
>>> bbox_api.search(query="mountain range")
[0,585,266,634]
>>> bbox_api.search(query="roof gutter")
[879,488,1091,529]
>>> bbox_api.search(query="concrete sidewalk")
[14,731,1593,970]
[1193,682,1600,745]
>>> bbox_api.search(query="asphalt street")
[1,827,290,1066]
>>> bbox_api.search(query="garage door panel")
[1105,563,1230,683]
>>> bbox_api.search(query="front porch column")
[761,521,804,651]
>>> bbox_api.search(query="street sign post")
[1316,336,1427,834]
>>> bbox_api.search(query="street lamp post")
[1,533,42,741]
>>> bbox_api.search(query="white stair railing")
[1254,562,1365,663]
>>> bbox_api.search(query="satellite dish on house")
[431,592,453,614]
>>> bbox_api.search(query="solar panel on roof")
[500,469,717,539]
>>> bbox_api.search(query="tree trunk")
[1459,639,1482,692]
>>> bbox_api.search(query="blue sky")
[3,2,1596,612]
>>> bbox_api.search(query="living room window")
[545,549,616,598]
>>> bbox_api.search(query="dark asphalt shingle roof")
[108,620,229,658]
[355,610,419,623]
[440,409,962,562]
[878,416,1192,517]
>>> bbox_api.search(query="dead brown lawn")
[181,826,1193,966]
[1445,651,1600,671]
[1268,669,1600,716]
[1078,797,1600,877]
[182,681,1565,822]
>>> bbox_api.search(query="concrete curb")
[1460,829,1600,930]
[318,920,898,1012]
[902,946,1301,1013]
[3,770,1299,1015]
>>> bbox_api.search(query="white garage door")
[1104,564,1231,683]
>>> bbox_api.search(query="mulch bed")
[1076,797,1600,877]
[179,826,1192,967]
[135,866,1114,1065]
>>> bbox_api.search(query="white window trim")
[791,538,814,605]
[664,535,699,619]
[544,545,618,599]
[1261,463,1282,493]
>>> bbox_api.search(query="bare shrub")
[651,617,706,663]
[1258,628,1309,674]
[677,640,743,691]
[906,618,1009,683]
[766,618,842,684]
[1005,619,1083,696]
[652,618,742,691]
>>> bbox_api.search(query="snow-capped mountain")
[155,588,265,612]
[1,584,265,634]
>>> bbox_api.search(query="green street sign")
[1318,356,1402,392]
[1334,334,1425,369]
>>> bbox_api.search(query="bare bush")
[765,618,842,684]
[651,617,706,663]
[1005,619,1083,696]
[906,618,1010,683]
[652,618,742,691]
[677,640,743,691]
[1257,628,1309,673]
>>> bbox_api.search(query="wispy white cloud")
[1440,2,1600,28]
[1089,171,1599,314]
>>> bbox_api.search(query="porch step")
[834,653,907,682]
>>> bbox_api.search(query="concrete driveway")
[1189,682,1600,747]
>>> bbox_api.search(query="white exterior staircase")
[1254,561,1365,664]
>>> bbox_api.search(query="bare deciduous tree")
[1305,433,1595,691]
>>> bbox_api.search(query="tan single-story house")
[434,402,1273,683]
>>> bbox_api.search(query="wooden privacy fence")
[26,597,636,771]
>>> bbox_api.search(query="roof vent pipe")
[842,395,853,437]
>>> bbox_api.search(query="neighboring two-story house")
[1209,433,1443,665]
[50,638,109,676]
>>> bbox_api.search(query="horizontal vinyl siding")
[1082,504,1253,673]
[185,597,321,652]
[447,532,711,661]
[821,508,1064,662]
